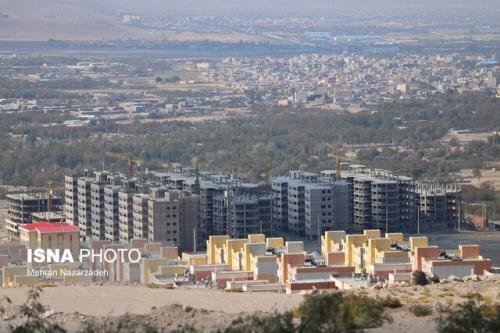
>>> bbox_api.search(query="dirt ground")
[0,285,303,316]
[456,168,500,190]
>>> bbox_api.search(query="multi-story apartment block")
[343,165,419,233]
[370,180,400,232]
[64,163,460,248]
[64,175,79,226]
[148,188,180,244]
[287,171,317,236]
[199,182,224,239]
[104,183,121,242]
[77,172,94,241]
[132,193,149,239]
[213,193,228,235]
[304,181,351,239]
[212,181,272,239]
[5,192,62,238]
[179,192,200,252]
[148,188,200,251]
[352,177,373,231]
[118,179,151,242]
[416,184,461,231]
[271,177,289,233]
[90,171,123,241]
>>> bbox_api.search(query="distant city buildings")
[122,14,141,25]
[0,54,497,123]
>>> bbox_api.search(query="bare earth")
[0,285,303,316]
[456,168,500,190]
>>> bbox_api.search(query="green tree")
[438,294,500,333]
[8,287,66,333]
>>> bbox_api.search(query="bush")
[428,274,440,284]
[438,294,500,333]
[79,314,160,333]
[409,304,433,317]
[295,293,390,333]
[382,296,403,309]
[5,287,67,333]
[413,271,428,286]
[221,312,295,333]
[219,293,391,333]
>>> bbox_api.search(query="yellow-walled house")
[207,235,229,264]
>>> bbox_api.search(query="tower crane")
[105,151,143,178]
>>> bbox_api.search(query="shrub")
[382,296,403,309]
[428,274,440,284]
[79,314,160,333]
[409,304,433,317]
[438,294,500,333]
[221,312,295,333]
[412,271,428,286]
[7,287,67,333]
[219,293,391,333]
[295,293,391,333]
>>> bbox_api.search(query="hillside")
[0,0,263,42]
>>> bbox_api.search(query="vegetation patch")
[409,304,433,317]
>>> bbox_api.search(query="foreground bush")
[412,271,428,286]
[223,293,390,333]
[438,294,500,333]
[0,287,66,333]
[221,311,295,333]
[409,304,433,317]
[79,314,160,333]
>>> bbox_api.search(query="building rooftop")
[19,222,79,233]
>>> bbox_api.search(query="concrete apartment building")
[304,181,351,239]
[179,192,201,252]
[271,176,289,233]
[77,172,93,241]
[90,171,123,241]
[148,188,181,244]
[212,182,272,239]
[416,183,461,230]
[104,183,121,242]
[213,193,228,235]
[63,164,461,248]
[90,171,109,240]
[370,180,400,231]
[118,179,151,242]
[5,192,62,238]
[132,193,149,239]
[199,182,224,239]
[352,177,373,230]
[342,165,421,233]
[148,188,200,251]
[287,176,307,235]
[64,175,79,226]
[227,195,271,239]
